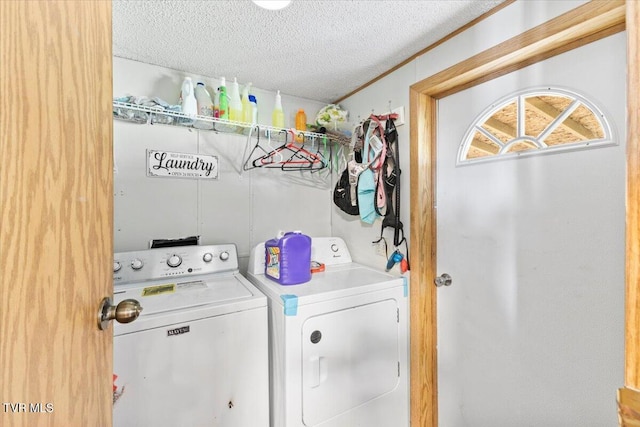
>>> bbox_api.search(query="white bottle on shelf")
[194,82,214,130]
[249,95,258,125]
[180,77,198,121]
[228,77,243,122]
[242,93,259,136]
[272,90,284,128]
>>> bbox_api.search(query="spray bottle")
[272,90,285,128]
[229,77,242,122]
[249,95,258,125]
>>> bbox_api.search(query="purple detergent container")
[265,231,312,285]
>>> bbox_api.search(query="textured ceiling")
[112,0,504,103]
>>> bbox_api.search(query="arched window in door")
[457,87,614,165]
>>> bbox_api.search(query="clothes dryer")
[247,237,409,427]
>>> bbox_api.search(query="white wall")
[113,57,332,269]
[337,0,589,270]
[113,2,590,273]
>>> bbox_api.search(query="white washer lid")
[113,273,266,334]
[247,263,404,306]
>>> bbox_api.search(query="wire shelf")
[112,101,333,140]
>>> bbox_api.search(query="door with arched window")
[436,32,625,426]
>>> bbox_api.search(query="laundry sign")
[147,150,219,179]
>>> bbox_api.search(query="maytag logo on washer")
[167,325,190,337]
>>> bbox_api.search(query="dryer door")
[301,298,400,425]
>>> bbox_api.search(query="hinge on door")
[398,362,400,377]
[397,308,399,323]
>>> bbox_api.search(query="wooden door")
[1,2,113,426]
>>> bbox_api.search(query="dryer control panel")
[113,244,238,285]
[311,237,353,266]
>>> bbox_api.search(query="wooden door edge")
[619,387,640,426]
[409,88,438,427]
[625,0,640,391]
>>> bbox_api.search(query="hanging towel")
[357,168,378,224]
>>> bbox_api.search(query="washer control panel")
[113,244,238,285]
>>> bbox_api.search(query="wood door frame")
[620,0,640,425]
[408,1,630,425]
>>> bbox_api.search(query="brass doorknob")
[98,297,143,330]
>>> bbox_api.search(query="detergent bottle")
[272,90,285,128]
[218,77,229,120]
[228,77,242,122]
[180,77,197,122]
[295,108,306,142]
[265,231,312,285]
[249,95,258,125]
[193,82,213,129]
[242,93,259,136]
[242,83,253,124]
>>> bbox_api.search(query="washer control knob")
[131,258,143,270]
[113,261,122,273]
[330,244,339,252]
[219,251,230,262]
[167,254,182,268]
[203,252,213,263]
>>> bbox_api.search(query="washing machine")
[112,244,269,427]
[247,237,409,427]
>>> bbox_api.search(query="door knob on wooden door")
[434,273,452,287]
[97,297,142,330]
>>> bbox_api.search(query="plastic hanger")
[243,127,278,171]
[253,130,325,171]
